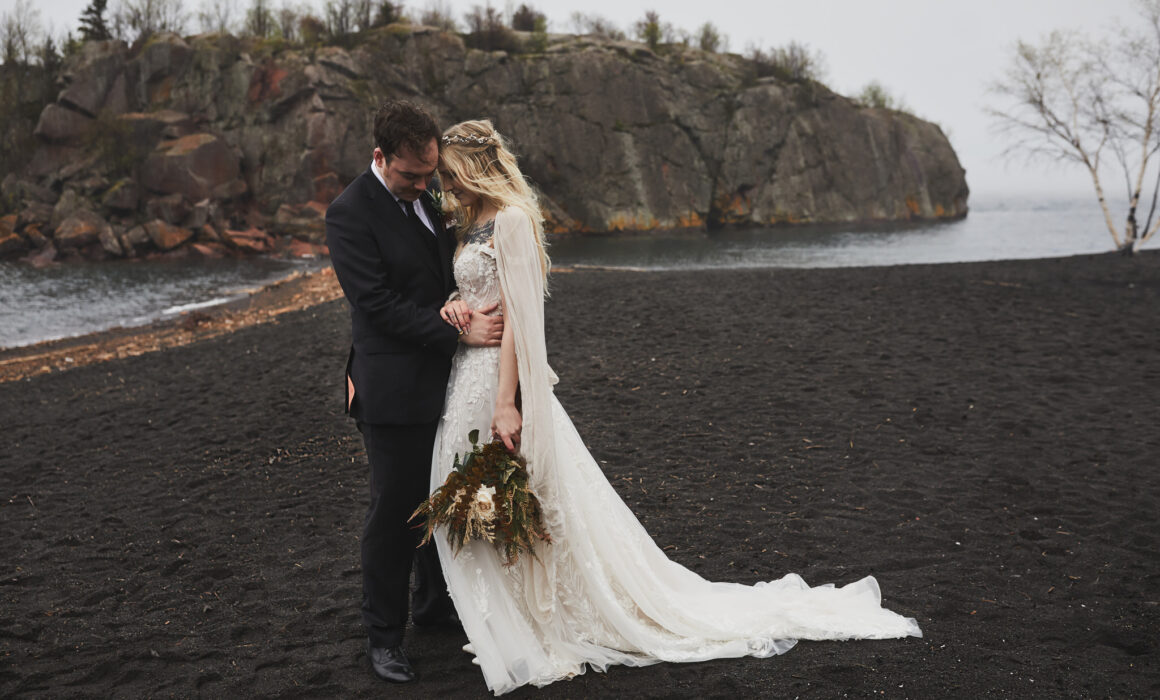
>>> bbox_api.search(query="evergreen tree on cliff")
[79,0,111,41]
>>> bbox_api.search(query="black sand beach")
[2,252,1158,698]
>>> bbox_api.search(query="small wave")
[161,297,237,315]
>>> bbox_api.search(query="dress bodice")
[453,219,502,314]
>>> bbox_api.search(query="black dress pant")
[358,420,453,647]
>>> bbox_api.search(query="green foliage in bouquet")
[410,429,551,566]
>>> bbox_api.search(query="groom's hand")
[460,301,503,347]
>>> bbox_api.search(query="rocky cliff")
[0,26,968,262]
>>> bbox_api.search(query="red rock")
[197,223,221,242]
[117,110,194,147]
[0,214,25,256]
[54,211,107,248]
[190,242,227,258]
[140,133,241,201]
[223,226,274,253]
[312,172,343,204]
[287,238,329,258]
[22,224,47,248]
[272,201,326,242]
[248,60,289,102]
[144,219,194,250]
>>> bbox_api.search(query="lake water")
[548,195,1151,270]
[0,195,1152,349]
[0,256,325,349]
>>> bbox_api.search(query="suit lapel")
[420,191,455,293]
[362,169,443,281]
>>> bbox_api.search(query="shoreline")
[0,266,344,383]
[1,248,1152,383]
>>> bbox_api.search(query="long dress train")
[431,209,922,696]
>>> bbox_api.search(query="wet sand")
[1,252,1158,698]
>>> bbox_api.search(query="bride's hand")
[440,299,472,333]
[491,403,522,453]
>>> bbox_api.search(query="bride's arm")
[492,284,521,452]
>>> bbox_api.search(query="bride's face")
[438,167,479,208]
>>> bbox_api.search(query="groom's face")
[375,138,439,202]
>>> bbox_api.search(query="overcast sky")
[12,0,1146,200]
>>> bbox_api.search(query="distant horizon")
[8,0,1147,202]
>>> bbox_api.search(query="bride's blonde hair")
[439,119,549,281]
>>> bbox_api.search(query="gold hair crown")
[442,133,495,147]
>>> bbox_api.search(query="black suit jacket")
[326,166,459,425]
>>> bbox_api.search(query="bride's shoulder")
[494,207,534,235]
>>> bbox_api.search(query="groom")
[326,99,503,684]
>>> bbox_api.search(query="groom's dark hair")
[374,99,440,160]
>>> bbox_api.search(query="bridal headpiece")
[442,133,496,147]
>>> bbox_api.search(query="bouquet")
[411,429,551,566]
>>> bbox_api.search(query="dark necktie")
[402,199,430,235]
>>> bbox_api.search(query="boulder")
[0,231,25,257]
[27,145,85,179]
[98,224,123,256]
[121,224,151,253]
[57,40,131,117]
[197,223,221,242]
[271,201,326,242]
[101,179,140,212]
[144,193,191,224]
[186,199,217,229]
[2,175,57,205]
[117,110,195,149]
[49,189,87,232]
[33,104,94,146]
[140,133,241,201]
[54,210,109,249]
[22,224,47,248]
[190,242,228,258]
[223,226,274,253]
[133,33,193,105]
[18,203,54,230]
[0,215,24,256]
[211,178,248,202]
[144,219,194,250]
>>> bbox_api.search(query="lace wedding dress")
[430,209,922,696]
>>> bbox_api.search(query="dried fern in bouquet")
[410,429,551,566]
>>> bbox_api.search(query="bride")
[429,120,921,696]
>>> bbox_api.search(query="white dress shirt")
[370,159,436,235]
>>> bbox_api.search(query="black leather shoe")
[367,643,416,684]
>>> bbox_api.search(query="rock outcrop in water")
[1,27,968,263]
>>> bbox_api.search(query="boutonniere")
[430,188,458,230]
[429,189,457,230]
